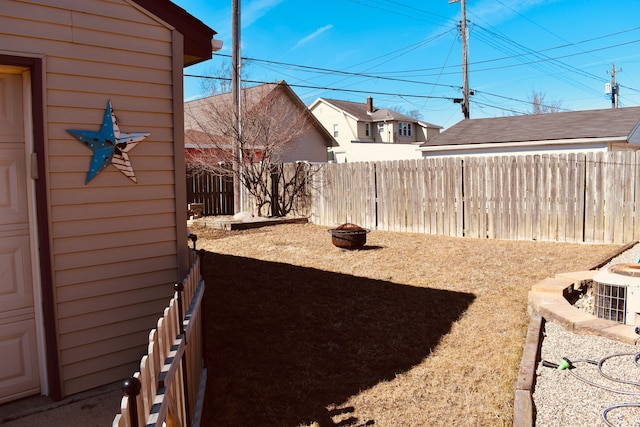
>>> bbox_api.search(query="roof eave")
[419,136,628,151]
[130,0,217,67]
[313,98,362,121]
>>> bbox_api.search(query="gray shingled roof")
[421,107,640,147]
[320,98,440,127]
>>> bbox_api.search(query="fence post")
[189,233,198,251]
[122,377,141,427]
[198,249,207,371]
[175,282,191,426]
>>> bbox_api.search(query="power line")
[204,54,574,111]
[472,23,640,83]
[470,99,527,115]
[217,31,640,99]
[292,25,640,78]
[469,23,602,97]
[473,99,524,116]
[473,89,571,112]
[184,75,457,101]
[185,73,570,113]
[193,22,640,115]
[215,53,462,91]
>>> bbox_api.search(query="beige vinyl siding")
[56,269,176,303]
[0,0,184,396]
[278,123,331,163]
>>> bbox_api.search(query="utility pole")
[232,0,242,212]
[608,63,622,109]
[450,0,469,119]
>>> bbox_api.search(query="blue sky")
[173,0,640,129]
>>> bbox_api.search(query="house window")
[377,123,384,134]
[399,122,412,137]
[333,124,339,137]
[365,123,370,137]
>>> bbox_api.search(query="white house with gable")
[309,97,441,162]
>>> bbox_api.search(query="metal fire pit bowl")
[328,223,370,250]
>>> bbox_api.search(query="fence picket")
[523,156,534,240]
[508,156,518,240]
[115,397,129,427]
[498,157,509,240]
[139,356,152,422]
[557,155,568,242]
[538,155,547,241]
[565,154,575,242]
[425,159,435,234]
[445,159,464,237]
[113,252,205,427]
[462,157,472,237]
[516,156,528,240]
[604,153,617,243]
[622,152,635,243]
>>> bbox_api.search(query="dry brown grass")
[193,223,620,427]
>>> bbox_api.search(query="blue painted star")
[67,101,150,184]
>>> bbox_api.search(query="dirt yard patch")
[192,223,620,427]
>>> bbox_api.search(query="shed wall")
[278,127,330,163]
[0,0,184,396]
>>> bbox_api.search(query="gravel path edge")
[514,241,637,427]
[513,312,544,427]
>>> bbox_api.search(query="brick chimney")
[366,96,373,113]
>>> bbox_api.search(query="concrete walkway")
[0,382,122,426]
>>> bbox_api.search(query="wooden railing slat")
[113,251,204,427]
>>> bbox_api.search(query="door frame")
[0,54,61,401]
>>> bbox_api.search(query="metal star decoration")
[67,101,150,184]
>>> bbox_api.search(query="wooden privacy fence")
[112,249,206,427]
[187,168,234,216]
[308,152,640,244]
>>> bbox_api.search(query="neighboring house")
[184,81,337,164]
[309,96,442,162]
[420,107,640,157]
[0,1,217,403]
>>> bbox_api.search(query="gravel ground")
[533,244,640,427]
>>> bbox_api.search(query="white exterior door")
[0,69,41,403]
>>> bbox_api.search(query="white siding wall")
[310,102,355,162]
[0,0,183,396]
[421,143,610,158]
[350,142,423,161]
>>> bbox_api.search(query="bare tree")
[530,91,563,114]
[185,82,320,217]
[198,60,252,96]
